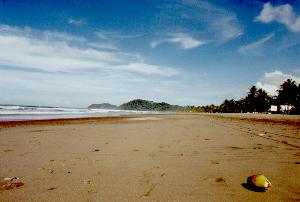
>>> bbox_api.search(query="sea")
[0,105,160,121]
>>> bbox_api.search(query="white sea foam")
[0,105,161,121]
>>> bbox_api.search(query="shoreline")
[1,112,299,128]
[0,115,139,128]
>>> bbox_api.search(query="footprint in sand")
[216,177,226,183]
[48,169,55,174]
[294,152,300,156]
[159,145,165,149]
[148,153,156,157]
[227,146,244,150]
[193,151,200,155]
[140,166,161,185]
[87,190,97,194]
[211,160,220,164]
[143,184,156,197]
[30,129,46,133]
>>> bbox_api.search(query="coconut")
[247,174,272,191]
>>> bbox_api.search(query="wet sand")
[0,113,299,201]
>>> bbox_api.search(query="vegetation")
[89,79,300,114]
[118,99,183,111]
[277,79,300,107]
[88,103,117,109]
[187,79,300,114]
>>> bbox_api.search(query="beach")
[0,113,299,201]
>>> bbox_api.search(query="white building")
[270,105,294,113]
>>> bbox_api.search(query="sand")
[0,113,299,201]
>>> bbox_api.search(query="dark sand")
[0,113,299,201]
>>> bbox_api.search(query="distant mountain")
[88,103,117,109]
[118,99,183,111]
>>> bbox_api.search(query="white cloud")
[0,24,179,76]
[68,18,86,26]
[182,0,243,43]
[118,63,179,76]
[239,33,274,56]
[0,24,86,42]
[0,66,190,107]
[208,15,243,43]
[150,33,206,49]
[256,70,300,96]
[255,2,300,32]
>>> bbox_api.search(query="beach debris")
[0,177,24,191]
[47,187,57,191]
[295,162,300,164]
[93,149,99,152]
[258,133,265,137]
[246,174,272,191]
[216,177,225,183]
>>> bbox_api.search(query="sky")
[0,0,300,107]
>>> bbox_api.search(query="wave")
[0,105,161,121]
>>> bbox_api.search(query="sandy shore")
[0,113,299,201]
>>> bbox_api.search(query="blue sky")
[0,0,300,107]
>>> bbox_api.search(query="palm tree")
[256,89,271,112]
[277,79,298,106]
[245,85,258,112]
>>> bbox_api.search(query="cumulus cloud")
[150,33,206,49]
[239,33,274,56]
[256,70,300,96]
[0,24,179,76]
[255,2,300,32]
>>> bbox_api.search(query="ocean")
[0,105,159,121]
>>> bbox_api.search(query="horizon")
[0,0,300,108]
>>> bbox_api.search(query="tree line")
[187,79,300,114]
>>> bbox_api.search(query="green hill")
[118,99,183,111]
[88,103,117,109]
